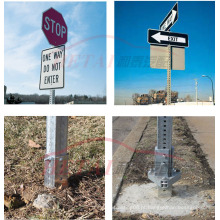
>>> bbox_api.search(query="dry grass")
[4,116,105,219]
[114,117,215,220]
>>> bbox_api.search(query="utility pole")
[148,117,181,197]
[194,79,198,104]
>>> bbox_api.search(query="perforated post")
[167,45,171,105]
[44,116,69,188]
[148,117,181,197]
[49,89,55,104]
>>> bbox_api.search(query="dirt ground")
[113,117,215,220]
[4,116,105,219]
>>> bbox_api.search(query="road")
[185,117,215,172]
[112,117,140,154]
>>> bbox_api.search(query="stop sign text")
[42,7,68,46]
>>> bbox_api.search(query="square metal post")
[49,89,55,104]
[44,116,69,188]
[167,45,171,105]
[148,117,181,197]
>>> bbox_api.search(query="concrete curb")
[112,117,150,205]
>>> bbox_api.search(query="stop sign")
[42,7,68,46]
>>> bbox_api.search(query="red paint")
[42,7,68,46]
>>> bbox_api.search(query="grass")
[4,116,105,219]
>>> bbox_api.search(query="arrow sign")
[160,2,178,31]
[148,29,189,47]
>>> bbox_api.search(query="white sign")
[39,45,65,90]
[160,2,178,31]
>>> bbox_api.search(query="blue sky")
[115,1,215,104]
[5,2,106,96]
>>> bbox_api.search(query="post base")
[157,186,172,198]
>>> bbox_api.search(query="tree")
[184,95,193,102]
[148,89,156,97]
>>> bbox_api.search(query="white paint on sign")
[39,45,65,90]
[44,17,67,38]
[152,32,186,44]
[160,10,177,31]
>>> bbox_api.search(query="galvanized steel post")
[44,116,69,188]
[148,116,181,197]
[49,89,55,104]
[167,45,171,105]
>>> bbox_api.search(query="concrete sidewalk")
[185,117,215,172]
[112,117,150,205]
[113,117,140,154]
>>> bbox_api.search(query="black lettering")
[54,51,63,59]
[52,62,61,71]
[43,65,49,72]
[43,53,51,62]
[44,75,59,85]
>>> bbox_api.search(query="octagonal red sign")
[42,7,68,46]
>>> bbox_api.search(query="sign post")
[148,2,189,105]
[167,45,171,105]
[40,8,68,188]
[44,116,69,188]
[49,90,55,104]
[148,117,181,197]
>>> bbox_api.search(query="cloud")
[5,30,43,75]
[64,3,85,28]
[4,2,106,95]
[4,2,88,82]
[5,2,42,28]
[5,2,66,28]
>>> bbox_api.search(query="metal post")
[49,89,55,104]
[202,75,215,105]
[194,79,198,104]
[167,45,171,105]
[44,116,69,188]
[207,76,215,105]
[4,85,7,104]
[148,117,181,197]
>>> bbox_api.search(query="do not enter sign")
[42,7,68,46]
[39,45,65,90]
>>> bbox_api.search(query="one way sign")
[148,29,189,47]
[160,2,178,31]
